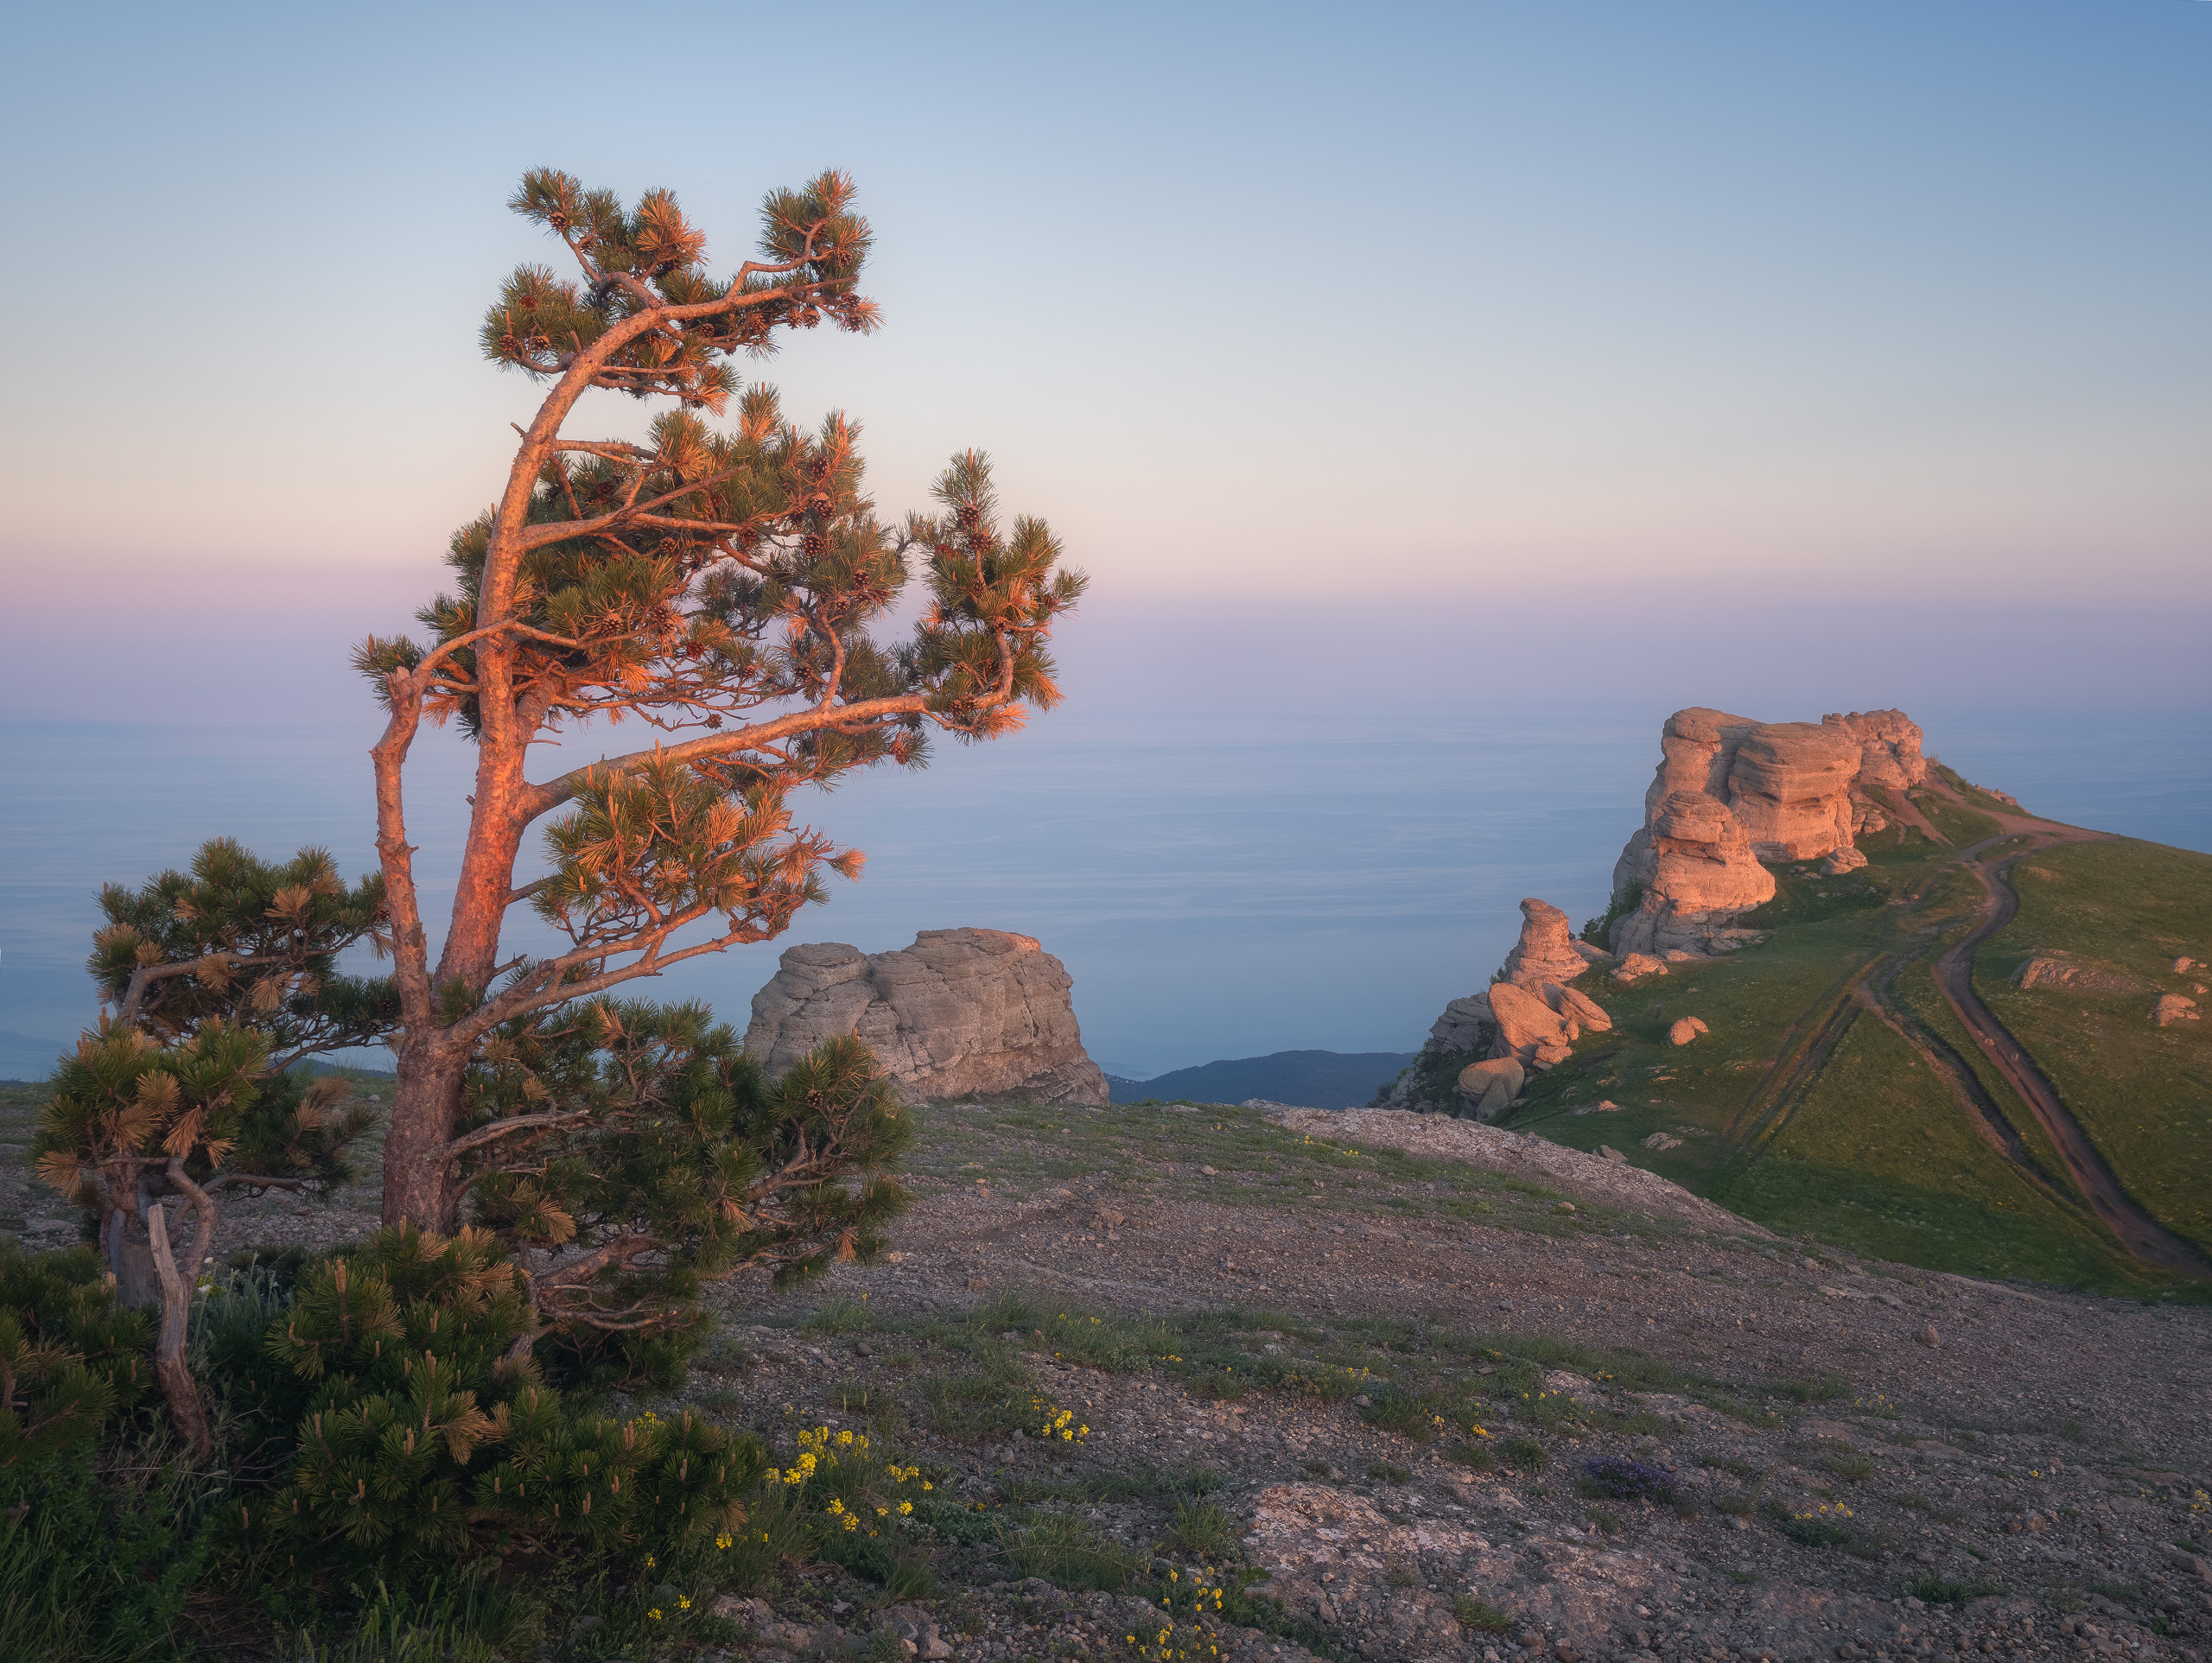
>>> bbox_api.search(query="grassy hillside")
[1503,801,2210,1301]
[1974,837,2212,1254]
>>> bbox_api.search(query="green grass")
[1491,810,2208,1298]
[1452,1595,1515,1634]
[1713,1009,2164,1292]
[1918,772,2005,845]
[1974,837,2212,1254]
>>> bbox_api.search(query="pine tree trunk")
[383,1036,467,1230]
[145,1202,213,1458]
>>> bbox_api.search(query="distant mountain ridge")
[1107,1049,1416,1108]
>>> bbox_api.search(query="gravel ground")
[3,1095,2205,1663]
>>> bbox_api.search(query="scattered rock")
[1666,1017,1708,1047]
[744,928,1109,1105]
[2153,993,2200,1027]
[2013,953,2144,993]
[1820,846,1869,876]
[1915,1326,1942,1348]
[1599,1145,1627,1165]
[1457,1057,1526,1100]
[1611,952,1669,986]
[1641,1131,1682,1151]
[2176,956,2198,974]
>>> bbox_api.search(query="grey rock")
[745,928,1107,1105]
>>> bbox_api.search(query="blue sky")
[3,2,2205,619]
[1,3,2207,1076]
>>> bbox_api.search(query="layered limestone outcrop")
[743,928,1108,1106]
[1607,705,1928,957]
[1610,788,1777,958]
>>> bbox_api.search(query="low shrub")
[227,1223,760,1599]
[1453,1594,1515,1633]
[1001,1514,1141,1592]
[1446,1440,1497,1472]
[1910,1574,2002,1605]
[1169,1500,1239,1559]
[1502,1436,1548,1470]
[1580,1455,1680,1504]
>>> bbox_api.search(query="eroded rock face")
[1727,721,1863,860]
[1824,707,1929,793]
[743,928,1108,1106]
[1395,895,1624,1109]
[1499,897,1599,988]
[1487,981,1575,1069]
[1610,704,1929,956]
[1611,790,1776,957]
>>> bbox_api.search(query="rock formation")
[2153,994,2200,1028]
[1667,1016,1709,1046]
[1607,705,1930,957]
[743,928,1109,1106]
[1610,786,1777,957]
[1498,898,1609,988]
[1825,708,1928,795]
[1454,1057,1524,1120]
[2012,954,2144,994]
[1388,896,1615,1110]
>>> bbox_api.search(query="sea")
[3,706,2206,1082]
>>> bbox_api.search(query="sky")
[1,3,2208,1076]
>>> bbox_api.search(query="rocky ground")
[3,1092,2206,1663]
[690,1101,2212,1663]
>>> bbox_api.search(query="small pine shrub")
[232,1222,763,1599]
[0,1242,156,1468]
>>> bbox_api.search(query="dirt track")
[1930,828,2212,1277]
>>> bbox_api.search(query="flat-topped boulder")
[744,928,1109,1106]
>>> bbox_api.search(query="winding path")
[1929,824,2212,1277]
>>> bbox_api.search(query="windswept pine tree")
[351,171,1081,1292]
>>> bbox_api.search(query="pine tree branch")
[442,1108,600,1160]
[520,691,938,817]
[117,950,294,1028]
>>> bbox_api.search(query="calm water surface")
[3,706,2203,1079]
